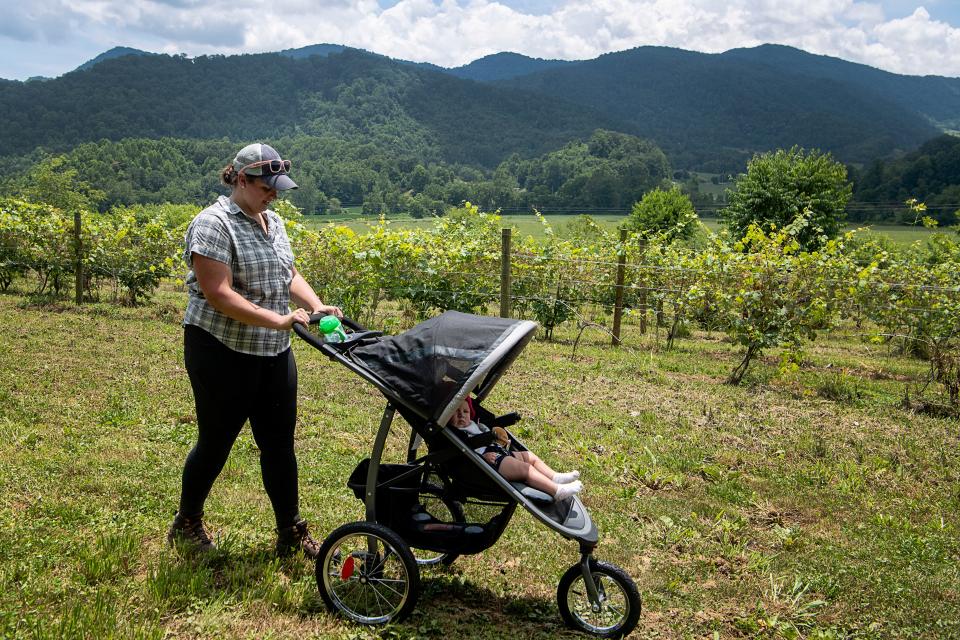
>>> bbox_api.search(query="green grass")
[697,219,940,246]
[1,286,958,638]
[300,213,629,239]
[300,213,942,246]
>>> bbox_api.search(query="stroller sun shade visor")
[350,311,537,426]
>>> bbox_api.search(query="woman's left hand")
[313,304,343,319]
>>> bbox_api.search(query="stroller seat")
[438,455,552,504]
[432,447,577,528]
[509,482,552,503]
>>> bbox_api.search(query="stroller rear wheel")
[413,481,465,567]
[315,521,420,624]
[557,559,641,639]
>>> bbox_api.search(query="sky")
[1,0,959,81]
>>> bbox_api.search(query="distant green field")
[301,214,629,238]
[301,213,943,245]
[699,219,942,246]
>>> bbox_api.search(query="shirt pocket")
[233,239,276,301]
[273,236,295,286]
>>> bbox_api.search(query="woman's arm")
[289,266,342,317]
[193,253,310,330]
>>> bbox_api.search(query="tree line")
[1,126,956,227]
[0,130,674,218]
[848,134,960,225]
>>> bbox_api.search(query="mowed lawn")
[301,213,941,246]
[0,287,958,639]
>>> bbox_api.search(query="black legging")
[178,324,301,529]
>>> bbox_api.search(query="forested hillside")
[446,52,574,81]
[1,43,957,218]
[851,134,960,224]
[722,45,960,132]
[11,128,670,215]
[493,46,943,172]
[0,48,616,167]
[74,46,153,72]
[5,43,953,173]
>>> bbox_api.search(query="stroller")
[294,311,641,638]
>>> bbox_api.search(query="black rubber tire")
[557,559,641,639]
[315,521,420,624]
[413,482,465,567]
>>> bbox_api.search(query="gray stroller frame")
[294,311,641,638]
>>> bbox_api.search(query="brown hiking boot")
[276,519,320,559]
[167,512,215,553]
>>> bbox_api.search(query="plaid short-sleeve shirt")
[183,195,295,356]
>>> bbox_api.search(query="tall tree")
[722,147,852,250]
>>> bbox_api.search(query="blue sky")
[1,0,959,80]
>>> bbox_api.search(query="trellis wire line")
[384,284,615,309]
[828,331,960,343]
[394,287,960,324]
[345,284,955,321]
[508,273,684,294]
[9,257,957,313]
[10,246,958,294]
[514,254,960,293]
[515,250,960,283]
[508,272,960,304]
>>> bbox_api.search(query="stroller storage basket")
[347,458,512,555]
[347,459,423,524]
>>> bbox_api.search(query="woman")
[168,143,341,558]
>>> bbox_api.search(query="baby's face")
[450,401,471,429]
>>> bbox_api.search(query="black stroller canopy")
[351,311,537,426]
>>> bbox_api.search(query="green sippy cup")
[318,315,348,343]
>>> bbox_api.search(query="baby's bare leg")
[485,453,558,495]
[512,450,557,479]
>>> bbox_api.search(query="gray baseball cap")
[232,143,298,191]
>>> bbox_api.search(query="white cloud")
[869,7,960,74]
[1,0,959,78]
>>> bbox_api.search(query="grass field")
[301,214,942,246]
[1,284,958,639]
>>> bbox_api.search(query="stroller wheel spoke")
[316,522,420,625]
[369,581,394,616]
[558,560,641,638]
[369,578,406,599]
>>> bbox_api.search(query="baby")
[448,399,582,501]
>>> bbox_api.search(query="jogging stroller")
[294,311,641,638]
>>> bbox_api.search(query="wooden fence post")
[638,239,647,334]
[74,210,83,305]
[500,227,512,318]
[612,228,627,346]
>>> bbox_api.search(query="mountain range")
[2,43,957,172]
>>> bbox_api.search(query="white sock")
[553,470,580,484]
[554,480,583,501]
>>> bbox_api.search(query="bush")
[723,147,852,251]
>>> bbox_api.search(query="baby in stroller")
[449,399,583,501]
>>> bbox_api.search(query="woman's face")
[238,175,277,213]
[450,401,471,429]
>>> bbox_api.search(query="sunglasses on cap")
[239,159,292,175]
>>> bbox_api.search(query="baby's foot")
[554,480,583,502]
[553,470,580,484]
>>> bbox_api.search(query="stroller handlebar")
[306,313,366,332]
[292,314,381,353]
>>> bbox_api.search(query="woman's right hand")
[276,308,312,330]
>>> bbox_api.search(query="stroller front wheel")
[557,559,641,639]
[315,521,420,625]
